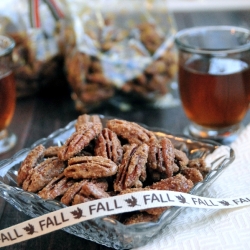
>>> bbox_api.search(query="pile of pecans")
[9,32,66,98]
[17,115,208,224]
[65,21,177,112]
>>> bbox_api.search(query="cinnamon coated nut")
[17,144,45,186]
[22,157,66,193]
[58,121,102,161]
[148,137,175,178]
[94,128,123,165]
[114,143,149,191]
[106,119,156,145]
[75,114,102,132]
[64,156,118,179]
[38,173,75,200]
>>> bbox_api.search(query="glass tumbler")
[0,35,16,154]
[175,26,250,144]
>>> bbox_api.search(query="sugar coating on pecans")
[17,114,209,225]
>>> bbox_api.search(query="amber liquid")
[0,72,16,131]
[179,57,250,128]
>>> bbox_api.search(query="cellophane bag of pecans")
[63,0,179,112]
[0,0,68,97]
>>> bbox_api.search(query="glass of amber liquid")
[175,26,250,144]
[0,35,16,154]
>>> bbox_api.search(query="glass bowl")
[0,115,235,249]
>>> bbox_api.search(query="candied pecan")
[94,128,123,165]
[87,73,113,86]
[64,156,118,179]
[17,144,45,186]
[79,181,110,199]
[188,158,209,176]
[44,146,61,157]
[181,167,203,184]
[123,212,159,225]
[119,187,151,195]
[148,137,175,178]
[114,143,149,192]
[72,180,110,205]
[106,119,156,145]
[90,178,109,191]
[38,173,75,200]
[75,114,102,132]
[22,157,66,193]
[72,194,94,205]
[143,206,169,216]
[58,122,102,161]
[78,83,114,104]
[89,60,102,73]
[66,51,90,85]
[150,174,194,193]
[174,149,189,168]
[61,180,88,205]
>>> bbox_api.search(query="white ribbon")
[1,190,250,247]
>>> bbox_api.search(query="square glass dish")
[0,115,234,249]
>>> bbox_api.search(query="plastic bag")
[63,0,179,112]
[0,0,67,97]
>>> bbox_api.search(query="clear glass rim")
[174,25,250,55]
[0,35,15,56]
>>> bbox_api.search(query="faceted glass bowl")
[0,115,235,249]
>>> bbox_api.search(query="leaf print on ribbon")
[125,196,141,207]
[176,194,189,204]
[218,200,231,206]
[71,207,86,219]
[23,223,37,235]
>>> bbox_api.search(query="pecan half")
[188,158,209,176]
[150,174,193,193]
[123,212,159,225]
[106,119,156,145]
[94,128,123,165]
[80,181,110,199]
[44,146,61,157]
[181,167,203,184]
[75,114,102,132]
[22,157,66,193]
[174,148,189,169]
[148,137,175,178]
[61,180,88,205]
[17,144,45,186]
[114,143,149,191]
[58,122,101,161]
[72,195,94,205]
[64,156,118,179]
[38,173,75,200]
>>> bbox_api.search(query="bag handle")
[28,0,64,28]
